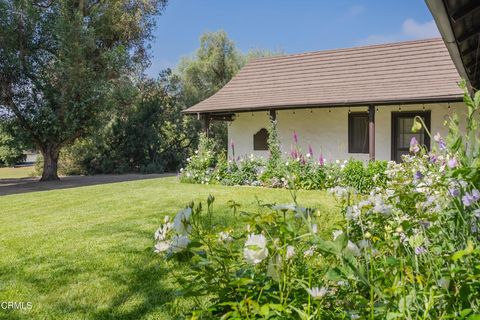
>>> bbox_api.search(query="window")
[348,112,369,153]
[253,128,269,150]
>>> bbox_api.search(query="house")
[184,38,465,162]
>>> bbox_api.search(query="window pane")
[349,113,369,153]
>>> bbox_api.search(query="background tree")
[0,0,167,180]
[177,31,282,151]
[0,119,33,167]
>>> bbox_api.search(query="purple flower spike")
[434,132,446,150]
[472,189,480,201]
[449,187,460,197]
[230,140,235,157]
[429,154,437,164]
[319,153,324,166]
[462,191,478,207]
[448,157,458,169]
[415,246,427,255]
[410,137,420,153]
[414,171,424,180]
[308,145,314,157]
[293,130,298,144]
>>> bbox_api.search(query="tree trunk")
[40,147,60,181]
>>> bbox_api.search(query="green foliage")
[179,133,218,184]
[0,0,167,179]
[161,89,480,318]
[341,159,388,193]
[0,124,25,167]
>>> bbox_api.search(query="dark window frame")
[391,111,431,161]
[348,112,369,154]
[253,128,269,151]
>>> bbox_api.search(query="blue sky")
[147,1,439,76]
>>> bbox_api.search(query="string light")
[376,106,379,112]
[398,105,402,112]
[448,102,451,110]
[348,107,351,114]
[310,108,313,113]
[293,110,295,114]
[422,104,425,111]
[329,107,331,113]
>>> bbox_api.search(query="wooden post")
[269,109,276,121]
[368,105,375,161]
[203,114,210,137]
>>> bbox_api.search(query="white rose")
[244,234,269,264]
[173,208,192,235]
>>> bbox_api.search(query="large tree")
[0,0,167,180]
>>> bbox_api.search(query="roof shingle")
[184,38,463,114]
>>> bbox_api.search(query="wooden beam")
[203,114,210,137]
[368,105,375,161]
[451,2,480,22]
[269,109,276,121]
[457,24,480,43]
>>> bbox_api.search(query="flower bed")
[179,127,388,194]
[162,86,480,318]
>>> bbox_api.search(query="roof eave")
[182,95,464,115]
[425,0,473,91]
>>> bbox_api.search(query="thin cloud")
[357,18,440,45]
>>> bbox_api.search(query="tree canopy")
[0,0,167,180]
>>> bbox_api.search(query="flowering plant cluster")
[165,84,480,318]
[180,124,388,193]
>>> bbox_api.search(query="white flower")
[311,223,318,234]
[154,241,171,253]
[286,245,295,259]
[346,241,361,256]
[169,235,190,253]
[218,231,233,243]
[154,222,172,241]
[306,287,328,300]
[173,208,192,235]
[332,229,343,240]
[346,205,360,220]
[244,234,269,264]
[303,246,315,258]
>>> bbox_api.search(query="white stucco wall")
[227,102,466,161]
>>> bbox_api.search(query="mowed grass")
[0,167,36,179]
[0,176,341,319]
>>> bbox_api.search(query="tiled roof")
[184,38,463,114]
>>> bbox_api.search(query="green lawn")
[0,176,340,319]
[0,167,36,179]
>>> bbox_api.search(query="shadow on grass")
[0,173,175,196]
